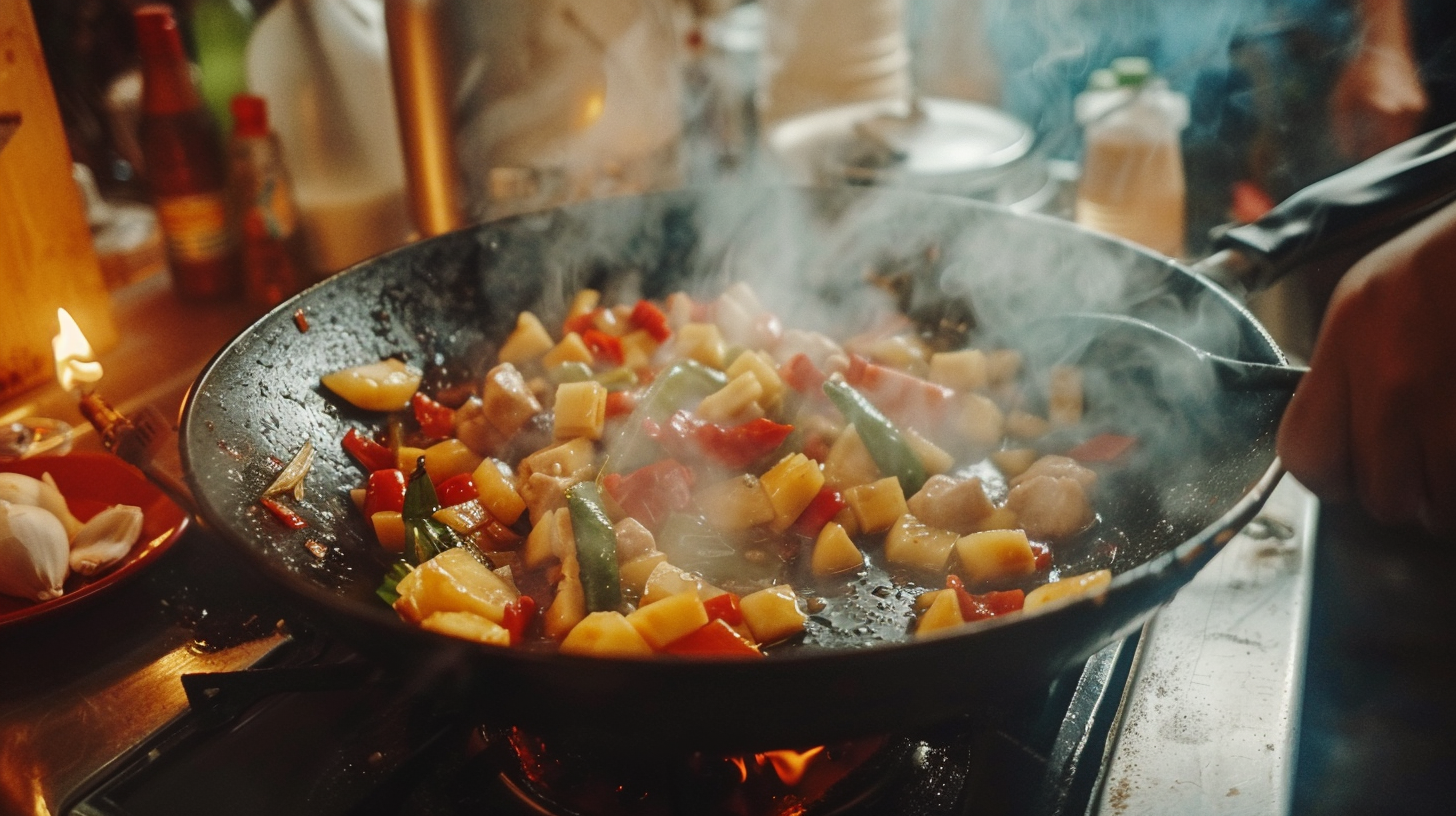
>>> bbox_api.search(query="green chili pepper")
[566,481,623,612]
[402,457,440,522]
[822,378,928,495]
[376,561,413,605]
[592,367,639,391]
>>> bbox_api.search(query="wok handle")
[1200,121,1456,295]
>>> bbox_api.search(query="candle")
[52,308,104,393]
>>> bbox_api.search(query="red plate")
[0,453,189,627]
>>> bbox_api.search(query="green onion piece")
[376,561,413,605]
[566,481,623,612]
[822,378,929,495]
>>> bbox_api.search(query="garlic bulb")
[0,500,70,601]
[0,472,84,539]
[69,504,144,577]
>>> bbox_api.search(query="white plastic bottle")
[1074,58,1189,258]
[245,0,412,273]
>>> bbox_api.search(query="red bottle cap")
[133,4,185,58]
[231,94,270,138]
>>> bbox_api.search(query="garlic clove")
[0,472,85,539]
[68,504,144,577]
[0,500,70,601]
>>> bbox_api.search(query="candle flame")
[53,308,104,392]
[756,746,825,787]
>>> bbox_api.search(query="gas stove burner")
[490,727,915,816]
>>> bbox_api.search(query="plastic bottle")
[245,0,412,273]
[133,4,242,300]
[192,0,255,133]
[1074,58,1189,258]
[229,94,312,308]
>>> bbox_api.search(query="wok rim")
[178,187,1290,678]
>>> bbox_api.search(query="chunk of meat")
[1006,475,1094,541]
[613,517,658,562]
[907,475,994,534]
[520,471,577,525]
[1009,455,1097,491]
[454,396,506,457]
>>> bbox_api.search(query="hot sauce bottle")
[133,4,240,300]
[228,94,311,307]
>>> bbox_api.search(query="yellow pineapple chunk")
[697,474,776,531]
[695,371,763,425]
[1024,570,1112,612]
[843,477,909,534]
[811,522,865,576]
[866,334,928,374]
[392,548,519,625]
[971,506,1019,534]
[884,513,958,571]
[371,511,405,552]
[985,349,1023,384]
[915,588,948,610]
[1047,365,1083,426]
[739,585,806,644]
[472,459,526,525]
[498,312,555,366]
[760,453,825,533]
[955,529,1037,585]
[904,428,954,475]
[544,573,587,639]
[823,424,881,490]
[1004,411,1051,441]
[553,380,607,441]
[419,611,512,646]
[916,590,965,636]
[523,507,561,569]
[350,488,367,510]
[422,439,485,482]
[396,445,428,472]
[642,561,726,605]
[675,322,726,369]
[990,448,1039,480]
[561,611,654,657]
[619,552,669,597]
[627,590,710,649]
[620,329,660,370]
[566,288,601,321]
[543,332,594,369]
[726,350,786,408]
[521,437,596,479]
[321,358,422,412]
[928,349,988,392]
[956,393,1005,449]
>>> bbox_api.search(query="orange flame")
[52,308,103,392]
[755,746,825,787]
[729,756,748,783]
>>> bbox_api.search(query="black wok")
[179,126,1456,752]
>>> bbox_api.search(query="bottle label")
[155,192,233,263]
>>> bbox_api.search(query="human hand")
[1329,44,1428,160]
[1277,200,1456,537]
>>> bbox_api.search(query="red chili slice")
[435,473,478,507]
[411,393,456,440]
[605,390,639,418]
[363,468,407,516]
[1067,433,1138,463]
[260,496,308,529]
[603,459,695,529]
[563,309,600,337]
[661,618,762,658]
[342,428,396,472]
[502,596,538,646]
[702,592,744,626]
[779,353,827,394]
[630,300,672,342]
[946,575,1025,622]
[790,487,847,537]
[582,329,624,366]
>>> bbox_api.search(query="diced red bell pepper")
[435,473,478,507]
[603,459,696,529]
[563,309,601,337]
[845,354,955,422]
[411,393,456,440]
[790,487,847,537]
[260,496,308,529]
[802,434,831,464]
[1031,541,1053,572]
[629,299,672,342]
[582,329,624,366]
[946,575,1025,622]
[502,595,537,646]
[779,353,827,394]
[661,618,763,658]
[646,411,794,470]
[342,428,396,472]
[1068,433,1138,463]
[702,592,744,626]
[605,390,639,419]
[363,468,407,517]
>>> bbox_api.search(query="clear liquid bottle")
[1074,58,1189,258]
